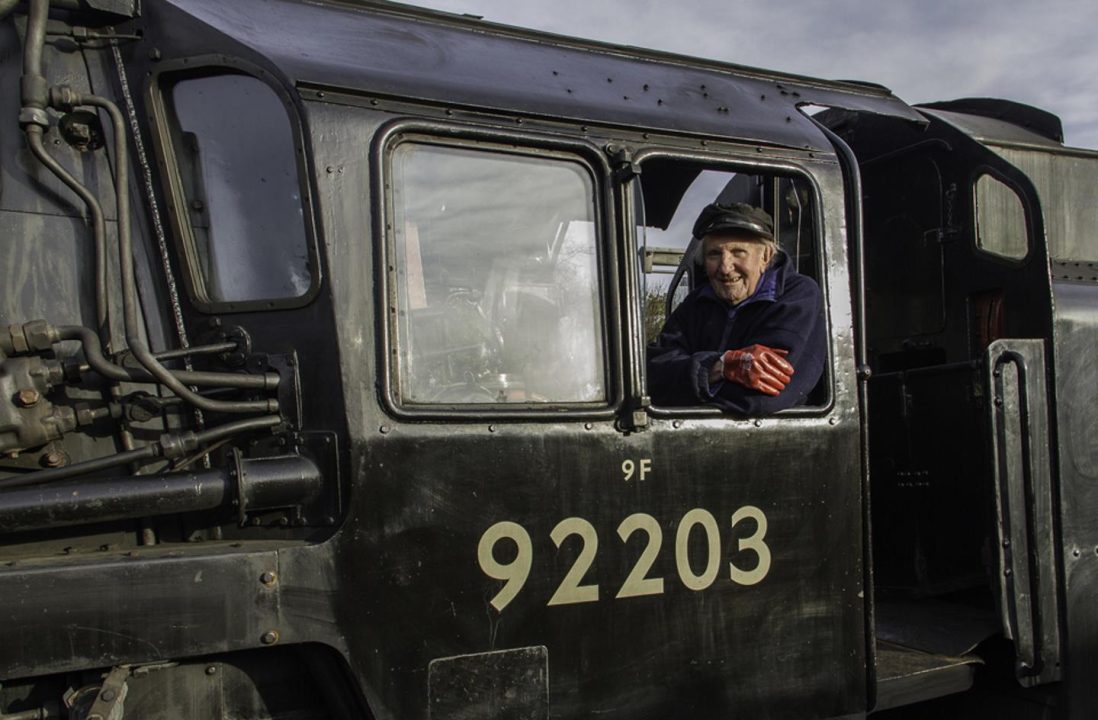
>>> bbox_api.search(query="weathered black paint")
[0,0,1094,718]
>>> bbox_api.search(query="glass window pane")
[974,174,1028,260]
[166,73,311,302]
[391,143,605,405]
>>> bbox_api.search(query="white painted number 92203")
[476,507,771,612]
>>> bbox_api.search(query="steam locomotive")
[1,1,1095,718]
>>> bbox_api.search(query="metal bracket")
[616,396,651,433]
[606,143,641,182]
[82,665,130,720]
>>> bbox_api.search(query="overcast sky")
[403,0,1098,150]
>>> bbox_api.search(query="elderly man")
[647,202,825,415]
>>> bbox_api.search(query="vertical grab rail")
[986,338,1062,686]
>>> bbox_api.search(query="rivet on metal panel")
[261,630,279,645]
[1072,549,1081,557]
[828,417,838,425]
[753,419,762,428]
[1004,568,1012,576]
[205,665,217,675]
[380,425,391,434]
[994,397,1003,407]
[584,423,593,430]
[488,425,496,433]
[260,571,277,587]
[42,450,68,468]
[672,420,682,429]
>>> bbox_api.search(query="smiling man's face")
[703,233,775,305]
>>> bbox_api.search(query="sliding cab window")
[156,69,315,309]
[388,140,607,407]
[637,157,828,409]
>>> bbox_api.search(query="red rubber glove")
[720,344,794,396]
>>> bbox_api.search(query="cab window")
[974,173,1028,260]
[158,70,315,308]
[388,141,606,407]
[637,156,828,411]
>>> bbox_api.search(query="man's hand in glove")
[709,344,794,396]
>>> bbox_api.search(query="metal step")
[875,640,982,712]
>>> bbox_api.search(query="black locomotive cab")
[0,1,1096,719]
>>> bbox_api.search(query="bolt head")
[42,450,67,468]
[261,630,280,645]
[17,388,40,407]
[260,571,277,586]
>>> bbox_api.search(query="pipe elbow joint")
[48,84,82,112]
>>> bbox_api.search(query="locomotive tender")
[1,0,1096,718]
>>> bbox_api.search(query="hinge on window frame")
[606,143,641,182]
[616,395,651,433]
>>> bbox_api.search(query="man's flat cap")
[693,202,774,241]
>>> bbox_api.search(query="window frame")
[147,55,323,313]
[630,147,835,419]
[971,164,1033,264]
[373,119,622,421]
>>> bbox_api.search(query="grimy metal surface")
[157,0,923,152]
[986,339,1061,686]
[1048,281,1098,720]
[301,89,865,717]
[929,107,1098,716]
[4,0,1097,718]
[0,1,871,718]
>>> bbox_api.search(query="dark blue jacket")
[647,251,825,415]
